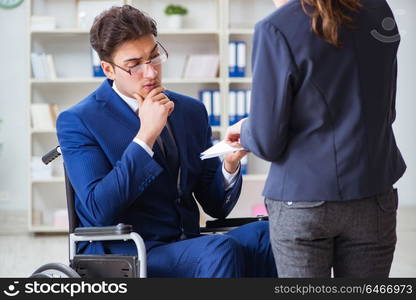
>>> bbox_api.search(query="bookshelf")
[27,0,275,233]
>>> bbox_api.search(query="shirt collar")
[112,81,139,114]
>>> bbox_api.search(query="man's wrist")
[224,160,240,174]
[136,130,156,149]
[133,138,154,157]
[222,162,240,190]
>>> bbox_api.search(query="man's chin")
[138,84,162,97]
[130,88,148,99]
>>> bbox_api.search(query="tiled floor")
[1,207,415,277]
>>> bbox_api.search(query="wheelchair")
[30,146,268,278]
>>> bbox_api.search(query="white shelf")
[31,28,89,35]
[29,225,68,233]
[31,78,221,85]
[31,28,220,36]
[31,128,56,134]
[32,177,65,183]
[31,78,104,84]
[159,29,220,35]
[228,29,254,35]
[165,78,221,84]
[227,77,252,84]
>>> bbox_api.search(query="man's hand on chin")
[133,86,174,148]
[137,85,174,115]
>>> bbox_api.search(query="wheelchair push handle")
[42,146,61,165]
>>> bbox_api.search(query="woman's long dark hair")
[301,0,362,47]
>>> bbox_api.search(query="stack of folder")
[199,90,221,126]
[199,89,252,127]
[229,89,251,125]
[229,41,247,77]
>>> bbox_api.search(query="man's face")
[102,34,163,99]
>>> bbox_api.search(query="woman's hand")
[225,118,246,145]
[224,118,249,173]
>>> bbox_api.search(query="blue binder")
[236,41,246,77]
[91,49,105,77]
[236,90,246,122]
[229,90,238,125]
[241,156,248,175]
[199,90,213,125]
[229,41,246,77]
[212,90,221,126]
[229,41,238,77]
[245,89,251,118]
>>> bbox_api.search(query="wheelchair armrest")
[69,227,147,278]
[74,223,132,236]
[201,216,269,233]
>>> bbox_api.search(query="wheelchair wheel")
[30,263,81,278]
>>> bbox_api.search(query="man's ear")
[101,61,115,80]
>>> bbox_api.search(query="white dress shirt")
[112,82,239,189]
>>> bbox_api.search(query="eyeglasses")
[109,41,168,76]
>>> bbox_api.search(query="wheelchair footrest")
[71,255,139,278]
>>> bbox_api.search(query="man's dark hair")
[90,5,158,62]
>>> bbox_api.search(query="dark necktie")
[158,124,180,179]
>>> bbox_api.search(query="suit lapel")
[96,79,139,132]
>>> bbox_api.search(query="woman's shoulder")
[255,0,307,38]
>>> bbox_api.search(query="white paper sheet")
[200,140,245,160]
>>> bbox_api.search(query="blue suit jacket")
[57,79,242,254]
[241,0,406,201]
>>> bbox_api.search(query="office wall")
[387,0,416,206]
[0,2,28,211]
[0,0,414,216]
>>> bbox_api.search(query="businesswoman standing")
[226,0,406,277]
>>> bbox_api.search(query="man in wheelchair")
[56,5,276,278]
